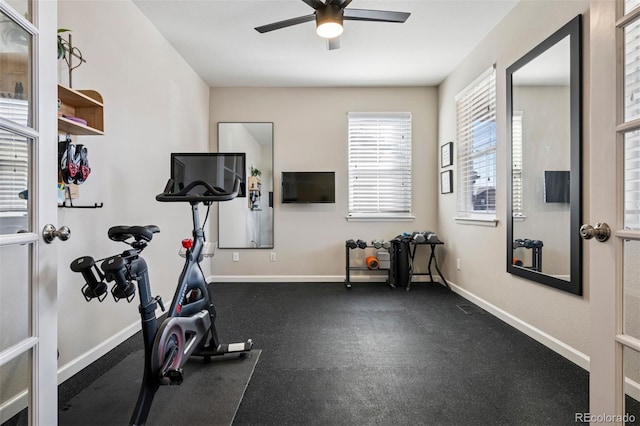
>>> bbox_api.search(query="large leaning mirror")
[218,122,274,249]
[506,15,582,295]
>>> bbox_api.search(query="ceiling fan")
[254,0,411,50]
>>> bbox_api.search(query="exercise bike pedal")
[164,368,184,385]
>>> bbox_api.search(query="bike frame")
[72,179,248,426]
[130,202,216,425]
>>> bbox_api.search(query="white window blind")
[348,112,412,218]
[512,111,524,217]
[0,97,29,214]
[625,131,640,230]
[456,67,497,216]
[624,15,640,231]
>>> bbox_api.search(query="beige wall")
[56,0,210,378]
[437,0,590,356]
[209,87,439,278]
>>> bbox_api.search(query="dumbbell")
[101,256,136,303]
[412,232,426,243]
[531,240,544,248]
[70,256,108,302]
[356,239,367,249]
[346,239,357,249]
[372,240,383,249]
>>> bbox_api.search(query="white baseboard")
[626,378,640,404]
[448,280,590,371]
[209,275,346,283]
[208,274,440,283]
[0,389,27,424]
[57,321,140,384]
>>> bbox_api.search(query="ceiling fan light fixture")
[316,21,343,38]
[316,6,344,39]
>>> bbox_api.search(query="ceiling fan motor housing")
[316,4,344,38]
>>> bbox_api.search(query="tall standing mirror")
[218,122,274,249]
[506,15,582,295]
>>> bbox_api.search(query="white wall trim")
[448,280,590,371]
[57,321,140,384]
[626,377,640,405]
[0,390,27,424]
[453,217,499,227]
[210,275,348,283]
[208,274,441,283]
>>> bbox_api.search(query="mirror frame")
[217,121,274,249]
[506,15,583,295]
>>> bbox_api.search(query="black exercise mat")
[59,349,261,426]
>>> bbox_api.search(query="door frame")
[589,0,640,420]
[0,0,58,423]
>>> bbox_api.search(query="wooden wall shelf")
[57,85,104,135]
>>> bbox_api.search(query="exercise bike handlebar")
[155,178,240,203]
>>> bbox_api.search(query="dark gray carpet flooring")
[18,281,637,426]
[208,282,638,426]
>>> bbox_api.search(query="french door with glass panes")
[589,0,640,422]
[0,1,58,424]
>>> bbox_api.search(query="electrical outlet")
[232,252,240,262]
[270,252,276,262]
[456,258,461,271]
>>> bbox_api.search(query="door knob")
[43,224,71,243]
[579,222,610,242]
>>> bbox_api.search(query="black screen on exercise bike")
[171,153,246,197]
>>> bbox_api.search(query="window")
[347,112,412,220]
[512,111,524,218]
[456,67,497,219]
[0,98,29,216]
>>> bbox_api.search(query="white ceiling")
[132,0,519,87]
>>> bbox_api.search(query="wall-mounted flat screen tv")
[171,152,246,197]
[544,170,570,203]
[282,171,335,203]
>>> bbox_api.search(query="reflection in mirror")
[512,38,570,278]
[218,122,274,249]
[0,131,31,235]
[507,15,582,295]
[0,10,31,126]
[0,10,31,235]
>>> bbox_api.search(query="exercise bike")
[70,178,253,425]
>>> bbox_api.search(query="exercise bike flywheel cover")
[151,319,186,384]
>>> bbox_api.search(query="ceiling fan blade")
[327,37,340,50]
[343,9,411,23]
[301,0,325,10]
[326,0,353,7]
[255,14,316,33]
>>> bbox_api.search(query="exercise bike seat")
[108,225,160,243]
